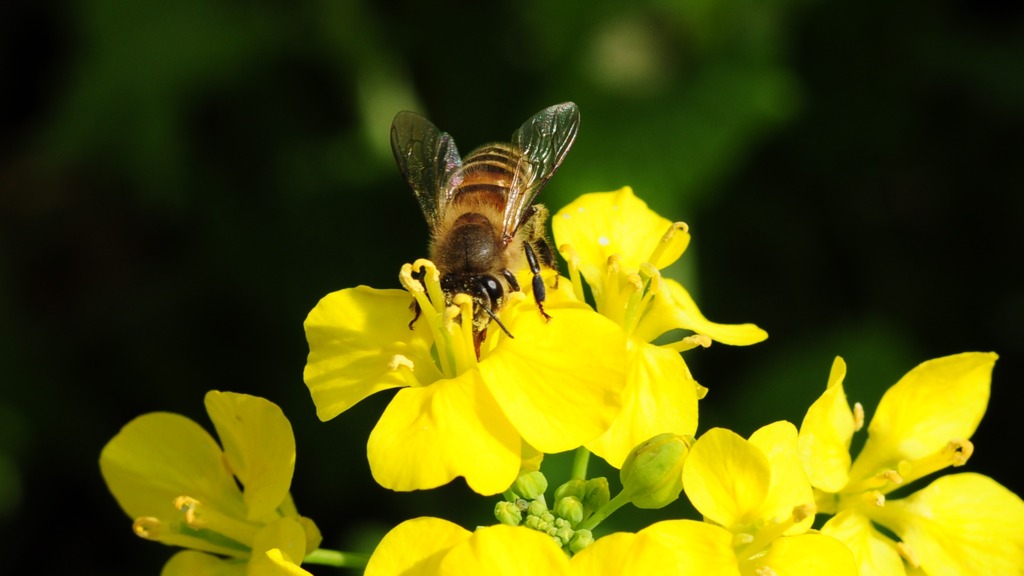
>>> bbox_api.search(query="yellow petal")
[641,520,741,575]
[99,412,247,554]
[367,372,521,495]
[748,421,815,534]
[635,279,768,346]
[850,352,997,483]
[569,532,680,576]
[821,511,907,576]
[248,518,310,576]
[798,357,855,493]
[204,391,294,521]
[587,341,698,469]
[552,187,689,284]
[303,287,438,421]
[751,533,858,576]
[364,517,471,576]
[480,305,626,454]
[438,525,570,575]
[260,550,315,576]
[883,473,1024,576]
[161,551,245,576]
[683,428,770,528]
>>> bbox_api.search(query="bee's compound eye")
[480,276,504,305]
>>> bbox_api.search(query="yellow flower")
[99,391,321,576]
[366,509,854,576]
[552,186,767,467]
[365,517,737,576]
[676,422,857,575]
[799,353,1024,575]
[364,518,572,576]
[304,260,627,495]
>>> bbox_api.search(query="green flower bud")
[553,478,586,502]
[554,495,584,526]
[512,470,548,500]
[554,525,574,546]
[582,477,610,519]
[527,500,548,518]
[494,500,523,526]
[568,529,594,553]
[619,432,690,509]
[523,515,545,531]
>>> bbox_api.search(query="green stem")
[571,446,591,481]
[577,490,630,532]
[303,548,370,569]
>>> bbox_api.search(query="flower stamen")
[559,243,587,304]
[662,334,712,352]
[897,439,975,487]
[647,222,688,267]
[132,516,164,540]
[735,504,814,562]
[896,541,920,568]
[402,260,460,377]
[452,294,478,371]
[173,496,261,547]
[852,402,865,431]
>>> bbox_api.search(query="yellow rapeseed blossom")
[678,423,857,575]
[304,259,627,495]
[552,186,767,468]
[364,518,572,575]
[799,353,1024,575]
[99,391,321,576]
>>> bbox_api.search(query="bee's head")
[474,275,505,311]
[440,273,511,338]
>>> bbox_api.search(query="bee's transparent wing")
[390,110,463,228]
[502,102,580,239]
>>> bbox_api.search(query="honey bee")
[391,102,580,355]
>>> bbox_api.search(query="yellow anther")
[647,222,689,266]
[625,273,643,293]
[791,503,816,523]
[412,258,440,284]
[605,253,621,274]
[853,402,865,431]
[863,490,886,507]
[132,516,163,540]
[558,243,580,270]
[399,263,424,294]
[664,334,712,352]
[880,469,904,487]
[174,496,203,528]
[638,262,660,285]
[946,439,974,466]
[732,532,755,547]
[388,354,415,371]
[443,302,462,324]
[896,541,920,568]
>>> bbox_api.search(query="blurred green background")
[2,0,1021,573]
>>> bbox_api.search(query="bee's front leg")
[522,243,551,321]
[408,299,422,330]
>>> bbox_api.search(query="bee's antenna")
[481,305,514,339]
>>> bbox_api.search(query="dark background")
[2,1,1021,573]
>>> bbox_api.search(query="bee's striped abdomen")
[453,144,527,209]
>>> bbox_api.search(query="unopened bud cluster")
[495,471,609,553]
